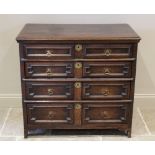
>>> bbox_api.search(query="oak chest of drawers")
[16,24,140,138]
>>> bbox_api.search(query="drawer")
[82,103,129,124]
[82,81,130,100]
[83,44,132,59]
[25,81,74,100]
[23,44,74,59]
[83,61,132,78]
[25,62,74,78]
[27,103,74,125]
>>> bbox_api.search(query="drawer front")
[84,44,132,59]
[25,82,74,100]
[23,44,74,59]
[83,62,131,78]
[82,82,130,100]
[82,103,129,124]
[27,103,74,124]
[25,62,74,78]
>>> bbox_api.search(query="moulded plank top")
[16,24,141,42]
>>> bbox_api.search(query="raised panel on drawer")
[82,81,130,100]
[83,61,132,78]
[25,81,74,100]
[82,103,129,124]
[27,103,74,125]
[23,44,74,59]
[25,62,74,78]
[84,44,132,59]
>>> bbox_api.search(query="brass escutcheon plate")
[75,103,81,109]
[75,44,82,52]
[74,82,81,88]
[75,62,82,69]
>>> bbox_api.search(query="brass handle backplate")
[104,49,111,56]
[46,68,53,76]
[104,68,111,75]
[48,111,54,119]
[101,111,108,118]
[75,62,82,69]
[48,88,54,95]
[46,50,54,57]
[75,44,82,52]
[75,103,81,109]
[102,89,110,96]
[74,82,81,88]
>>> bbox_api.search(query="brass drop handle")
[48,88,53,95]
[46,50,54,57]
[48,111,54,119]
[75,44,82,52]
[104,68,110,75]
[74,82,81,88]
[75,103,81,110]
[46,68,52,76]
[101,111,108,118]
[75,62,82,69]
[104,49,111,56]
[102,89,110,96]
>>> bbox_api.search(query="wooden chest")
[16,24,140,138]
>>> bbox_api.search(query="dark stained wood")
[23,78,134,82]
[16,24,140,41]
[16,24,140,138]
[24,100,133,103]
[25,81,74,100]
[83,61,132,78]
[21,58,136,62]
[22,44,74,59]
[27,103,74,125]
[25,62,74,78]
[82,103,129,124]
[83,44,133,59]
[74,103,82,126]
[74,62,82,78]
[82,81,131,100]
